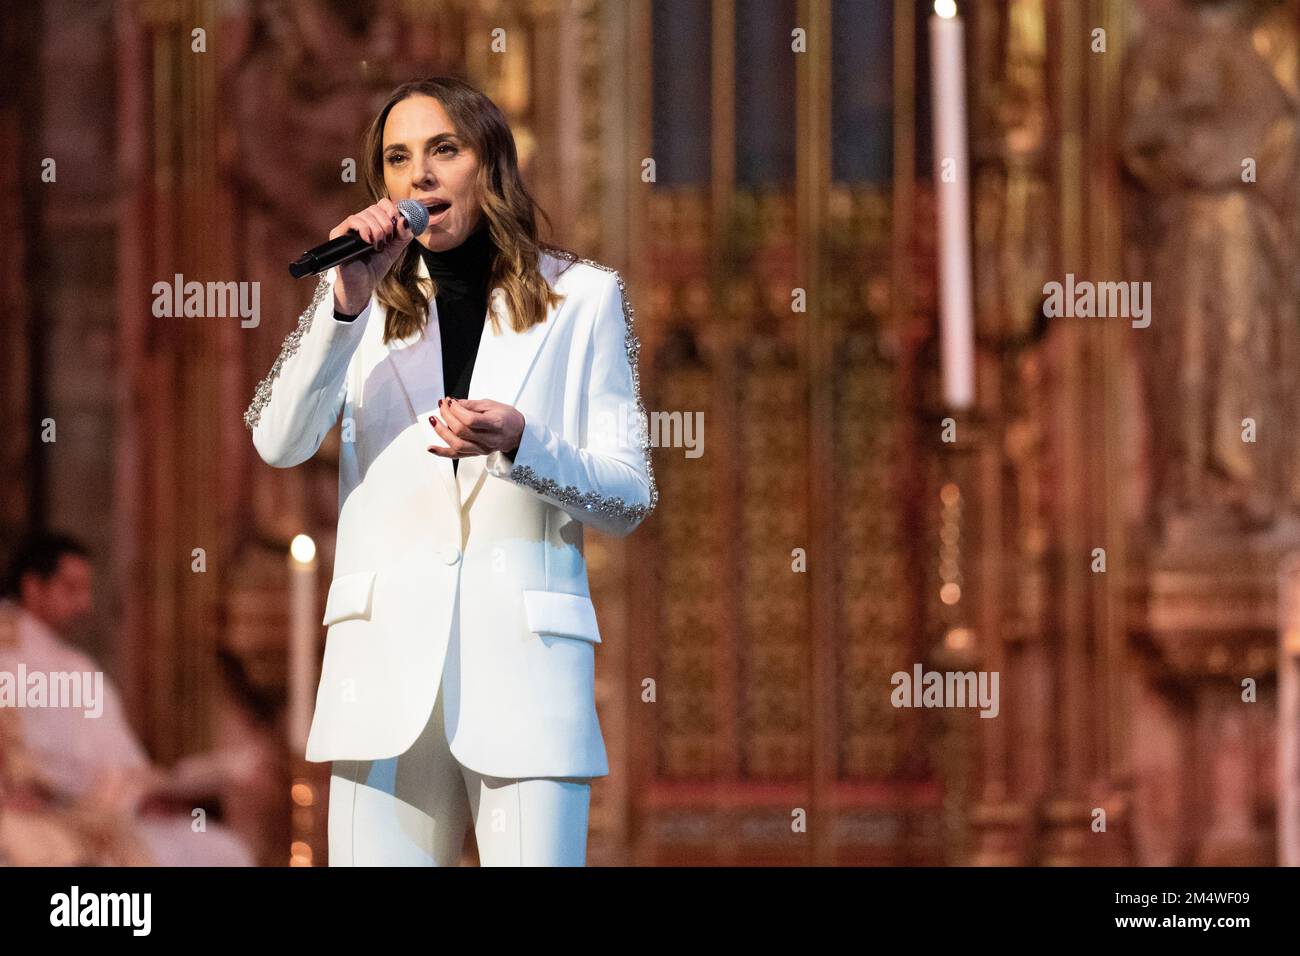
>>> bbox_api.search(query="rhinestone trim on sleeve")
[506,258,659,523]
[243,273,331,431]
[508,464,653,524]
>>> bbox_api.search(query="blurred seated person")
[0,700,155,865]
[0,532,255,866]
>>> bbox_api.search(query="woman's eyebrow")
[383,133,459,153]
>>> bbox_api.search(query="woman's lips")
[425,202,451,224]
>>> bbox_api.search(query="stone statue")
[1123,0,1300,541]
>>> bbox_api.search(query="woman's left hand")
[428,398,525,458]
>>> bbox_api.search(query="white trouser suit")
[244,250,658,866]
[327,601,592,866]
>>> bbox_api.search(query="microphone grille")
[397,198,430,236]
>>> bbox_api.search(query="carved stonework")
[1124,0,1300,539]
[1118,0,1296,867]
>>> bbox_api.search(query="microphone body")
[288,199,430,278]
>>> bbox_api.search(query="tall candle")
[930,0,975,410]
[288,534,318,754]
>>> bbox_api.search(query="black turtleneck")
[421,223,494,475]
[417,221,494,406]
[333,221,497,475]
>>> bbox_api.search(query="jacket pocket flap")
[522,590,601,644]
[322,570,377,626]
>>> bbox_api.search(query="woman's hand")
[428,398,525,458]
[331,198,416,315]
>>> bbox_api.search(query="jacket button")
[439,546,462,565]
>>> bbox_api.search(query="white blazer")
[243,249,657,778]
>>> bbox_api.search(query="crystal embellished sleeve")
[244,268,372,468]
[484,264,658,537]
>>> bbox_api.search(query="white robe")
[0,599,253,866]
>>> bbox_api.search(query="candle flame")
[934,0,957,18]
[945,627,974,651]
[290,533,316,565]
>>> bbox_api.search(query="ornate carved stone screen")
[634,0,948,866]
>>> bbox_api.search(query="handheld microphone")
[288,199,430,278]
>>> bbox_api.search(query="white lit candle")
[930,0,975,410]
[288,534,318,754]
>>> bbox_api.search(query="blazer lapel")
[373,250,558,515]
[381,254,461,517]
[455,278,558,506]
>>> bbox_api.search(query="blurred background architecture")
[1,0,1295,866]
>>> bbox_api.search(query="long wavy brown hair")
[360,76,575,343]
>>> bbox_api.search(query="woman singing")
[243,76,657,866]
